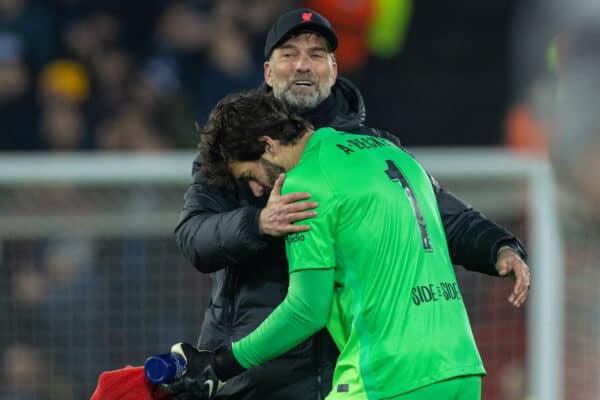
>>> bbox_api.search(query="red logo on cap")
[302,12,313,22]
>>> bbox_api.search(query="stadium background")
[0,0,597,399]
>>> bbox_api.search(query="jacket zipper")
[315,332,323,400]
[317,369,323,400]
[224,267,238,342]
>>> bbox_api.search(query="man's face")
[265,32,337,110]
[229,157,285,197]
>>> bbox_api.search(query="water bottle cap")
[144,356,172,383]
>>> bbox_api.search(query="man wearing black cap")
[262,10,338,116]
[171,8,531,400]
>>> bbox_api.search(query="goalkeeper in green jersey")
[162,91,488,400]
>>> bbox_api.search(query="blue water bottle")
[144,352,187,384]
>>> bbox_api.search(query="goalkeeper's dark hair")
[198,91,313,189]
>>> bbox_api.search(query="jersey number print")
[384,160,432,250]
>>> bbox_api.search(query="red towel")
[90,365,170,400]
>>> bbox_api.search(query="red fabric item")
[90,365,170,400]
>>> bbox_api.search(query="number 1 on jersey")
[384,160,432,251]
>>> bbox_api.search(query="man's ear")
[259,136,277,155]
[264,62,273,87]
[330,58,338,87]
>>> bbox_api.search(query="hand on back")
[258,174,318,237]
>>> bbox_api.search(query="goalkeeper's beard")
[261,158,286,190]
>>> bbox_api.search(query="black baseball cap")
[264,9,338,60]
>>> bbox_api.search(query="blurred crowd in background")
[0,0,581,153]
[0,0,295,152]
[1,0,599,399]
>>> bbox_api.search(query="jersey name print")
[335,136,391,154]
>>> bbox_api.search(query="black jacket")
[174,77,526,399]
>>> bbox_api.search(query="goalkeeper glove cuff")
[213,345,246,381]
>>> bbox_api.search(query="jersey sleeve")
[231,268,335,368]
[281,167,338,273]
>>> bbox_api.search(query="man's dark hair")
[199,91,313,189]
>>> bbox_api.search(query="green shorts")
[387,375,482,400]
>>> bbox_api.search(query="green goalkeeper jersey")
[283,128,485,399]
